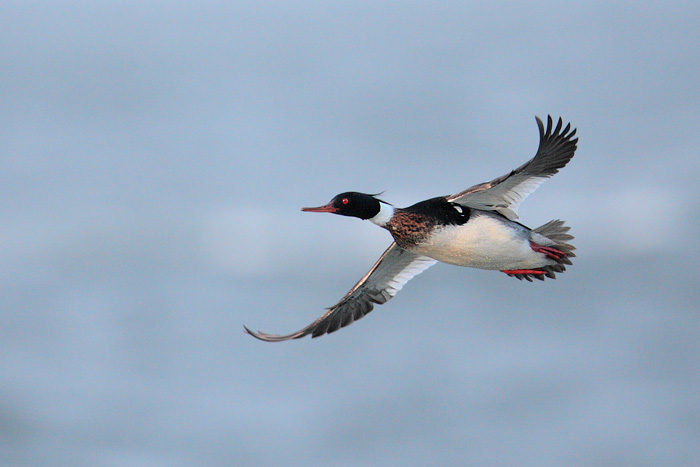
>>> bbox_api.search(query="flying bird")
[245,116,577,342]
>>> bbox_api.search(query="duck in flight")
[245,116,577,342]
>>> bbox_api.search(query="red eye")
[342,198,349,204]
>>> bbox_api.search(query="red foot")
[530,242,566,260]
[501,269,546,275]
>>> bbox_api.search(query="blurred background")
[2,1,699,465]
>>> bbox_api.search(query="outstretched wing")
[244,243,437,342]
[448,116,578,220]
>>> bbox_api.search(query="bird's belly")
[410,215,548,270]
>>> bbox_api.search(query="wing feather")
[244,243,436,342]
[448,115,578,219]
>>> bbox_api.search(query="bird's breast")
[385,211,436,249]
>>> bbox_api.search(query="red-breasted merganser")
[245,116,577,341]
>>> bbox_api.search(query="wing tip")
[533,114,578,175]
[535,115,547,140]
[243,324,305,342]
[535,114,578,141]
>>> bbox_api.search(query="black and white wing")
[244,243,437,342]
[448,116,578,220]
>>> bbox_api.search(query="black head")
[302,191,382,220]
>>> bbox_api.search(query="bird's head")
[302,192,385,220]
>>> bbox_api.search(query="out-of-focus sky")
[2,1,699,465]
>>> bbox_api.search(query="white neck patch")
[369,203,394,227]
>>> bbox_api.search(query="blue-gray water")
[2,1,699,465]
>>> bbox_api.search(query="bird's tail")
[505,220,576,282]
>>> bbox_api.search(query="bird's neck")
[369,202,395,227]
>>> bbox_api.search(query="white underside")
[410,214,554,270]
